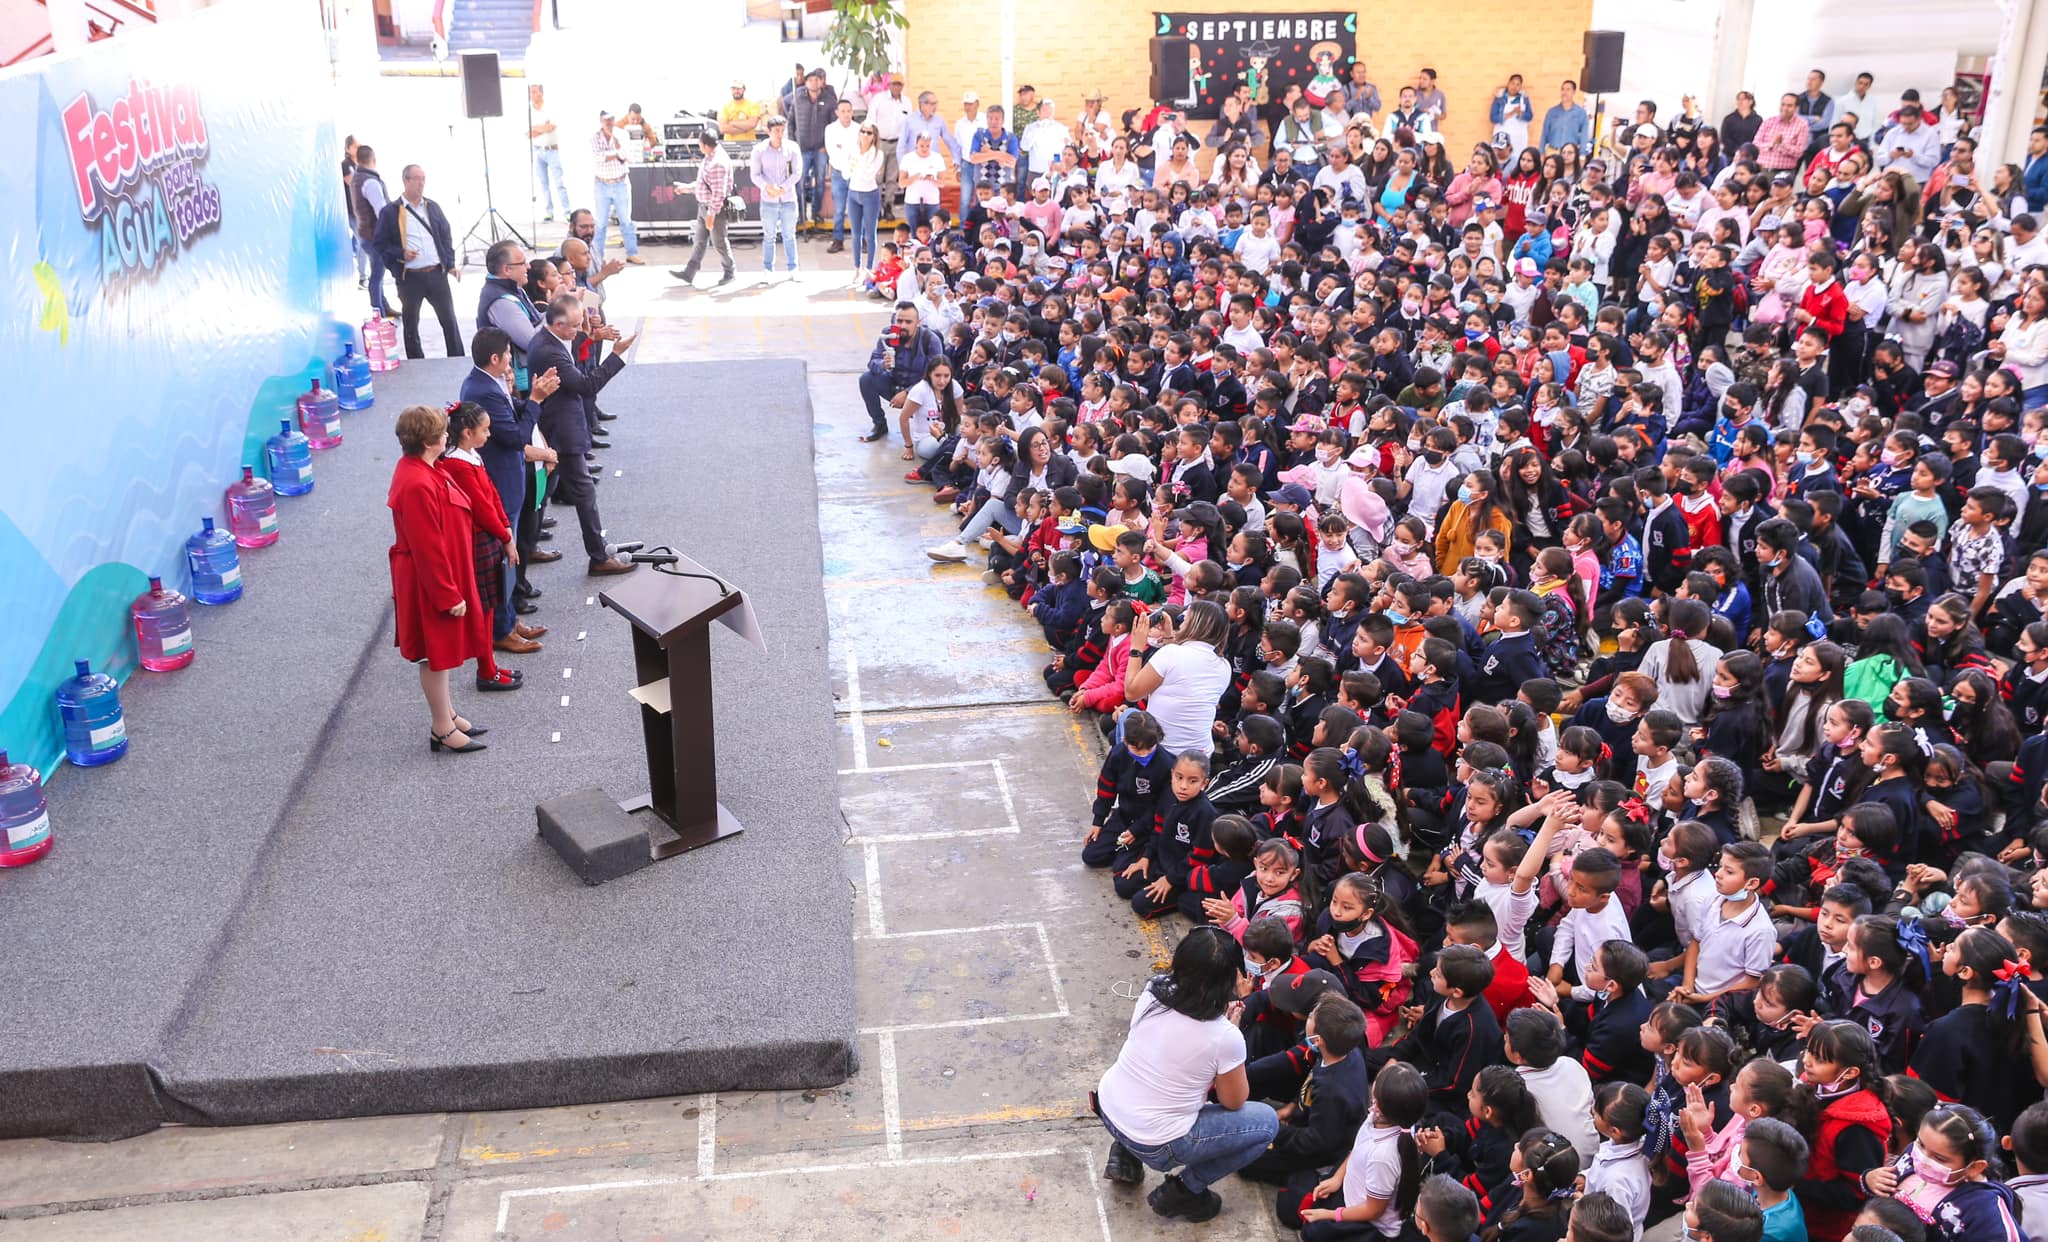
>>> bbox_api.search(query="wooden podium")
[600,554,752,856]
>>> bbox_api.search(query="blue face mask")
[1385,609,1408,625]
[1458,484,1476,505]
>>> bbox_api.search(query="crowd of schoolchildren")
[869,60,2048,1242]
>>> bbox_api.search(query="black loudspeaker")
[1581,31,1624,96]
[459,50,503,119]
[1149,36,1191,102]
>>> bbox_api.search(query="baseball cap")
[1171,500,1221,527]
[598,109,615,120]
[1492,128,1513,147]
[1268,482,1315,508]
[1268,969,1344,1016]
[1085,88,1105,102]
[1473,195,1495,211]
[1525,209,1548,228]
[1032,176,1052,192]
[1635,123,1658,138]
[1772,171,1795,186]
[962,89,980,103]
[1345,445,1379,470]
[1056,518,1088,537]
[732,78,746,88]
[1107,453,1155,482]
[1515,257,1540,278]
[1928,359,1961,378]
[1086,524,1125,552]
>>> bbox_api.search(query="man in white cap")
[590,109,642,267]
[953,90,987,170]
[1021,95,1068,187]
[720,78,765,137]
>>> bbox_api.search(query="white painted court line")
[1076,1147,1116,1242]
[837,759,1022,842]
[844,825,1018,845]
[877,1029,904,1160]
[839,759,997,776]
[490,1146,1076,1237]
[856,920,1048,941]
[858,1010,1070,1036]
[844,647,868,771]
[696,1092,717,1178]
[864,843,886,937]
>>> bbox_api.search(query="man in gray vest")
[349,144,391,317]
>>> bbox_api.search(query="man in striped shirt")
[670,133,736,287]
[1753,93,1812,171]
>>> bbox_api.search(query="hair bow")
[1128,600,1150,617]
[1546,1187,1577,1204]
[1619,796,1652,826]
[1340,748,1367,781]
[1993,959,2032,1021]
[1913,727,1936,757]
[443,400,463,414]
[1283,833,1305,853]
[1388,743,1402,793]
[1896,919,1932,980]
[1996,959,2031,984]
[1598,743,1613,763]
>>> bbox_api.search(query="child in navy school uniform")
[1421,1063,1536,1205]
[1230,909,1316,1059]
[1240,992,1374,1187]
[1081,709,1172,868]
[1414,1174,1484,1242]
[1253,763,1307,845]
[1561,939,1654,1086]
[1028,551,1090,647]
[1121,751,1218,914]
[1045,564,1121,696]
[1172,811,1256,922]
[1864,1103,2026,1242]
[1643,1024,1735,1186]
[1303,871,1422,1037]
[1471,591,1549,705]
[1367,943,1501,1118]
[1827,913,1928,1075]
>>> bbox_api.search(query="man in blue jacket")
[463,328,561,640]
[2025,125,2048,213]
[858,301,943,443]
[526,296,638,576]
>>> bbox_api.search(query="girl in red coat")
[389,405,492,754]
[439,401,545,686]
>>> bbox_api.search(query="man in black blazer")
[526,295,638,575]
[373,163,463,358]
[461,327,560,616]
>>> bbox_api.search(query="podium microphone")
[622,543,730,595]
[628,551,680,566]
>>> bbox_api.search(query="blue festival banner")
[0,0,350,776]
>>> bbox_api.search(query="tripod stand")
[460,116,528,261]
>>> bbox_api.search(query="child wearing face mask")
[1305,871,1421,1034]
[1864,1103,2022,1242]
[1909,926,2032,1131]
[1793,1019,1895,1239]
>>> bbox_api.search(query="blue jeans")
[905,202,938,233]
[761,200,799,270]
[364,241,389,315]
[958,493,1025,543]
[848,187,881,270]
[591,177,638,263]
[800,148,832,225]
[2026,382,2048,411]
[1101,1101,1281,1194]
[831,170,851,240]
[533,147,567,218]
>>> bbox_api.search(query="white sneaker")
[925,540,969,563]
[981,569,1001,585]
[976,532,996,548]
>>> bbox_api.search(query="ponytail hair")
[1791,1020,1893,1124]
[1661,598,1711,685]
[1372,1062,1430,1217]
[1849,914,1932,992]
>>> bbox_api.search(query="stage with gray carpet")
[0,358,855,1140]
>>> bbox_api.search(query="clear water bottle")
[184,516,243,605]
[361,318,400,372]
[0,750,51,868]
[266,418,314,496]
[297,378,342,450]
[226,465,280,548]
[56,659,127,767]
[335,342,375,410]
[132,575,195,672]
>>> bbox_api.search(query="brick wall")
[902,0,1595,163]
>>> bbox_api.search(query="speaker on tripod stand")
[458,49,528,262]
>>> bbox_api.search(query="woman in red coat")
[438,401,545,689]
[389,405,492,754]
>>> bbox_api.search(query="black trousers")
[513,464,549,593]
[549,452,611,565]
[397,266,462,358]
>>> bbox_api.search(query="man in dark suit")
[461,329,559,651]
[526,296,637,576]
[373,163,463,358]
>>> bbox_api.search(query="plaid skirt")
[471,526,507,616]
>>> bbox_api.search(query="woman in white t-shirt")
[1121,600,1234,755]
[897,356,963,463]
[1291,1060,1427,1236]
[1095,137,1144,217]
[897,131,946,233]
[1097,925,1279,1222]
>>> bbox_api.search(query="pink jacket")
[1075,634,1131,712]
[1683,1112,1746,1200]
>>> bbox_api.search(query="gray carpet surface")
[0,358,854,1138]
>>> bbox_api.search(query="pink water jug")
[361,318,400,373]
[297,379,342,450]
[226,465,280,548]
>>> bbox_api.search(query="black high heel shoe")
[452,722,488,737]
[429,727,487,754]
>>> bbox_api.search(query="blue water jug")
[266,418,314,496]
[185,516,243,605]
[56,659,127,767]
[0,750,51,867]
[334,342,374,410]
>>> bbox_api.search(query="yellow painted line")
[461,1138,640,1164]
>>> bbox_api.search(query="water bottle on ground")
[297,378,342,450]
[226,465,279,548]
[0,750,52,868]
[132,575,195,672]
[362,318,400,372]
[335,342,374,410]
[184,516,243,604]
[266,418,314,496]
[56,660,127,767]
